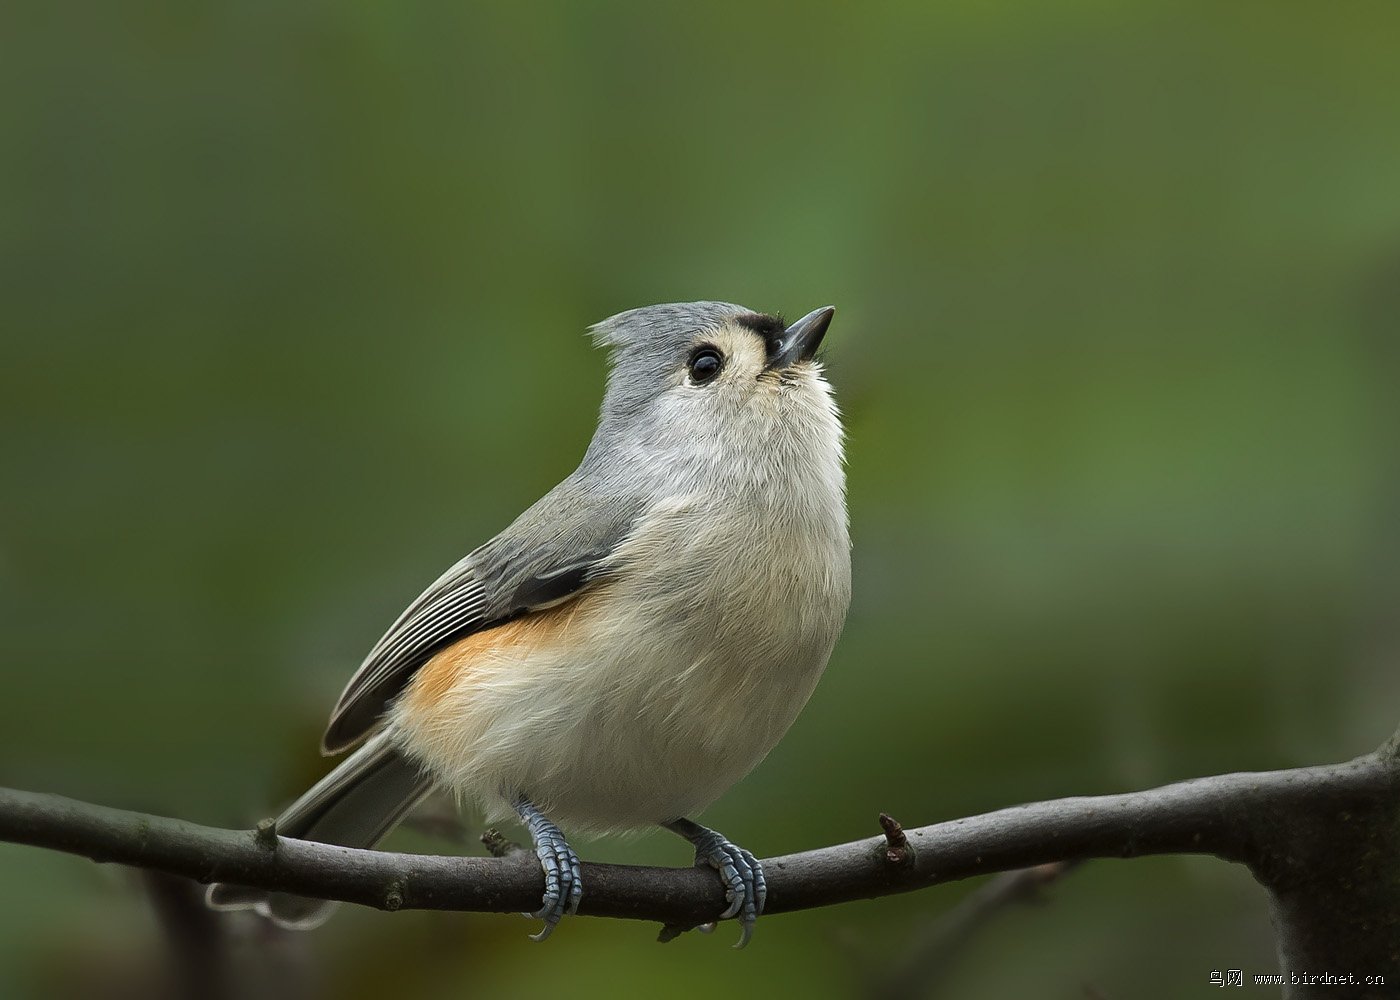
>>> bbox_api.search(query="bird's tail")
[206,733,433,929]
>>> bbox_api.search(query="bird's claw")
[515,797,582,942]
[689,830,766,948]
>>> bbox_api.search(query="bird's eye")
[687,346,724,384]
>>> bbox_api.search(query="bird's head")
[586,302,839,478]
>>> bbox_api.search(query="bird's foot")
[514,796,582,942]
[667,819,766,948]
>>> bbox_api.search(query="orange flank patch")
[399,592,596,716]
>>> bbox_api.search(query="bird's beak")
[766,306,835,370]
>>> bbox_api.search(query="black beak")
[766,306,835,370]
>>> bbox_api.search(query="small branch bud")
[480,828,522,858]
[254,818,278,851]
[879,813,912,865]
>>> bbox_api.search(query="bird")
[207,301,852,947]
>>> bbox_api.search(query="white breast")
[391,368,851,833]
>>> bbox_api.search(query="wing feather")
[320,483,641,753]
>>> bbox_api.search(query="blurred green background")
[3,2,1399,998]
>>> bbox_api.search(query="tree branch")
[0,746,1393,931]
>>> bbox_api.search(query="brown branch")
[3,740,1398,997]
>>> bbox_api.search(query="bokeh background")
[3,2,1399,998]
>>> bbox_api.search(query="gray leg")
[514,796,582,942]
[664,818,767,948]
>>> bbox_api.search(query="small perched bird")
[208,301,851,946]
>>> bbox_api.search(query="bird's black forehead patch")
[733,312,787,356]
[734,313,786,338]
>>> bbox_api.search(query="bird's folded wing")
[321,484,642,753]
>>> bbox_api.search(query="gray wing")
[321,481,641,753]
